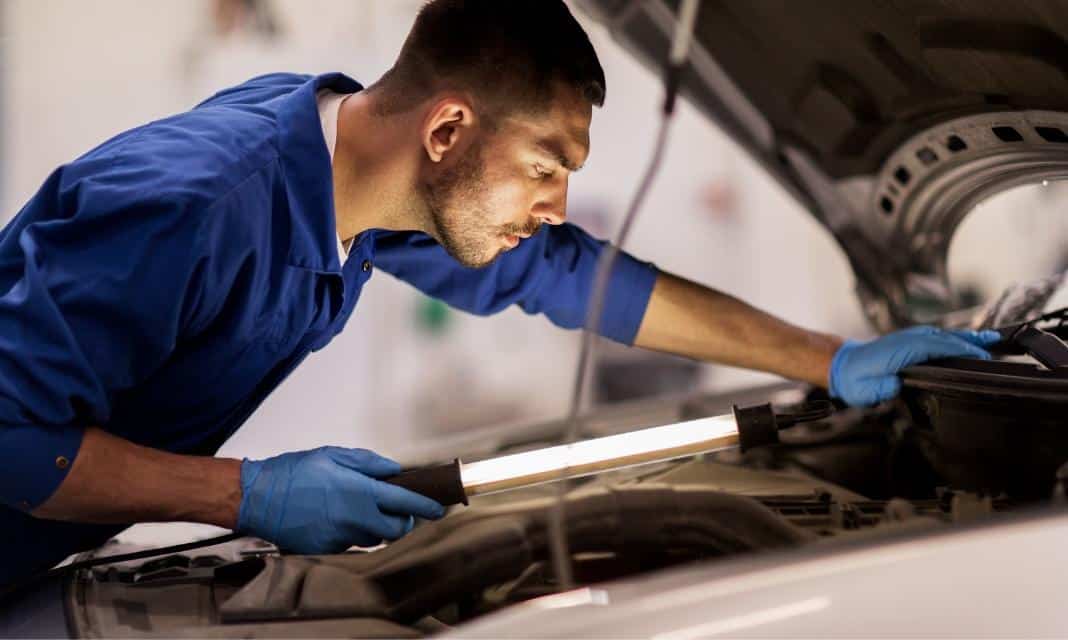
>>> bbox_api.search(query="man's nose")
[532,184,568,225]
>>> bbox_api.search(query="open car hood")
[576,0,1068,329]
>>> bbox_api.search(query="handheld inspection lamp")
[384,403,788,506]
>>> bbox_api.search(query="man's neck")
[331,91,429,242]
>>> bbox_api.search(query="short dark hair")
[370,0,606,116]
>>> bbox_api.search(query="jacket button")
[55,456,70,469]
[361,260,372,273]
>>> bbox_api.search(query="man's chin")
[447,247,503,270]
[467,252,504,269]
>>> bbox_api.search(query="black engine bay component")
[900,358,1068,499]
[897,307,1068,499]
[990,306,1068,372]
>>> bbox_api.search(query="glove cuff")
[235,458,263,536]
[828,339,861,400]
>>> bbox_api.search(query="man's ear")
[421,97,476,163]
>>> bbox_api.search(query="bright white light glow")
[460,414,740,495]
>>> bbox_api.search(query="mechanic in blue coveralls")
[0,0,1000,584]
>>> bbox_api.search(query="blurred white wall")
[1,0,876,463]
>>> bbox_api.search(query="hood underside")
[577,0,1068,329]
[672,0,1068,179]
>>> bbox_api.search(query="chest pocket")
[257,267,343,354]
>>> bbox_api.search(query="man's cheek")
[487,180,532,223]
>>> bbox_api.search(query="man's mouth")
[501,225,536,250]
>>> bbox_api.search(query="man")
[0,0,998,585]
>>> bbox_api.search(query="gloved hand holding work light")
[237,448,445,554]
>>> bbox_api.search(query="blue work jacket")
[0,73,658,585]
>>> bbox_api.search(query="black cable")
[1,532,243,603]
[546,112,674,590]
[775,400,835,428]
[547,0,701,589]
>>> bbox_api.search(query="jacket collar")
[276,72,363,273]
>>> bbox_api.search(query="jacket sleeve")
[0,156,210,511]
[372,223,659,345]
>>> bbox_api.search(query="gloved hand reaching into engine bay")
[633,273,1002,410]
[829,327,1001,407]
[237,447,446,553]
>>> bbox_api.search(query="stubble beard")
[420,141,506,269]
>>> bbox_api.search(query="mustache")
[501,220,543,237]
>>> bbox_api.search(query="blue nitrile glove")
[829,326,1001,407]
[236,446,445,554]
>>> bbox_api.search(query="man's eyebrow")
[536,139,584,172]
